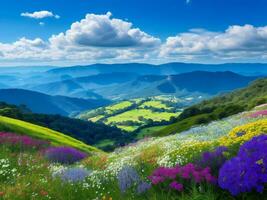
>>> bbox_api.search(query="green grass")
[139,100,170,109]
[107,109,179,131]
[105,101,133,114]
[136,125,168,139]
[94,139,115,148]
[0,116,100,153]
[107,109,177,123]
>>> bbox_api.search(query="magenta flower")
[248,110,267,118]
[0,132,50,150]
[169,181,183,191]
[148,163,216,192]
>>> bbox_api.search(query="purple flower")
[0,132,49,150]
[169,181,183,191]
[45,147,87,164]
[148,163,216,192]
[197,146,228,174]
[117,166,140,193]
[218,135,267,196]
[136,181,151,194]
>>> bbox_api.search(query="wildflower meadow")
[1,106,267,200]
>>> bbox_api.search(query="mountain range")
[0,89,110,116]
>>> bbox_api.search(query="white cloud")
[39,22,45,26]
[160,24,267,61]
[3,12,267,65]
[50,12,160,48]
[0,12,160,64]
[21,11,60,19]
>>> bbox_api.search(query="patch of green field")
[0,116,100,153]
[107,109,177,123]
[136,125,168,139]
[139,100,170,109]
[89,115,105,122]
[105,101,133,114]
[78,96,186,132]
[95,139,115,148]
[116,125,139,132]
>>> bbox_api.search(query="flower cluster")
[220,119,267,147]
[148,163,216,192]
[0,158,17,184]
[218,135,267,196]
[54,167,91,182]
[249,110,267,118]
[117,166,151,194]
[45,147,87,164]
[196,146,228,174]
[0,132,50,151]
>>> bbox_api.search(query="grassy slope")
[154,78,267,137]
[0,116,100,153]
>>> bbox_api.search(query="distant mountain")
[48,63,158,77]
[154,71,259,95]
[74,72,139,85]
[32,79,83,95]
[47,62,267,77]
[88,71,259,100]
[0,89,110,116]
[31,71,259,100]
[30,72,139,99]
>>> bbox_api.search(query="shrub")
[218,135,267,196]
[45,147,87,164]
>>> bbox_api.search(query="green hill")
[78,96,194,132]
[154,78,267,136]
[0,102,126,151]
[0,115,99,153]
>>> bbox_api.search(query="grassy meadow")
[1,104,267,200]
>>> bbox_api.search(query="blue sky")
[0,0,267,66]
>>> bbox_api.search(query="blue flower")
[57,167,91,182]
[136,181,151,194]
[218,135,267,196]
[117,166,140,193]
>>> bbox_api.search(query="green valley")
[78,96,194,132]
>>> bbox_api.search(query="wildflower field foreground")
[1,104,267,200]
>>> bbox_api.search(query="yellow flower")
[219,119,267,147]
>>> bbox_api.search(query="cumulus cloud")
[160,24,267,61]
[0,12,161,64]
[21,11,60,19]
[50,12,160,48]
[2,12,267,65]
